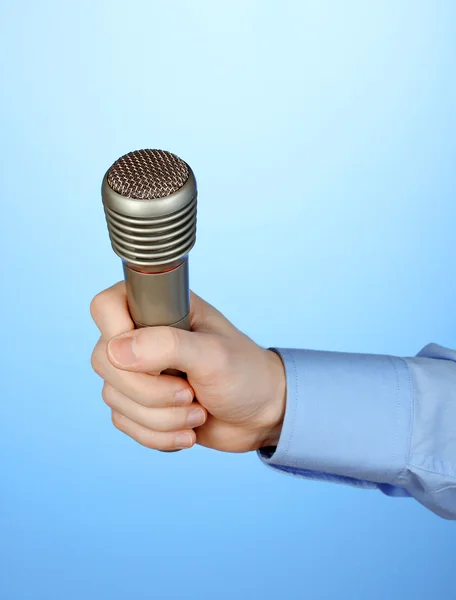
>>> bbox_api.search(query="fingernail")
[187,407,205,428]
[175,432,192,448]
[108,335,137,366]
[174,389,193,406]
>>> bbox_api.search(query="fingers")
[111,411,197,451]
[102,384,207,432]
[91,339,194,408]
[90,282,215,452]
[90,281,134,339]
[106,326,226,378]
[92,342,203,450]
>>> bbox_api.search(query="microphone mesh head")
[107,149,190,200]
[102,148,197,269]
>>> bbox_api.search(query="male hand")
[90,282,286,453]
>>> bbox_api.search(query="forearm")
[259,344,456,519]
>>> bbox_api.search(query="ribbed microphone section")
[101,149,198,270]
[103,198,197,266]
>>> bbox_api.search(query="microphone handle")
[123,258,190,326]
[123,259,190,375]
[123,260,191,452]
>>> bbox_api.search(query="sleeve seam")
[392,357,414,486]
[409,463,456,481]
[410,453,456,478]
[387,355,401,484]
[283,350,299,465]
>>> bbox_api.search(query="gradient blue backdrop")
[1,1,455,599]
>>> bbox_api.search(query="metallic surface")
[102,167,197,218]
[107,149,190,200]
[123,260,190,328]
[102,170,197,269]
[102,149,197,409]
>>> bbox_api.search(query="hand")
[90,282,286,453]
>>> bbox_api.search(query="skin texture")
[90,282,286,453]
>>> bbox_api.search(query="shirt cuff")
[259,348,413,487]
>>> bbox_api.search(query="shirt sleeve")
[258,344,456,520]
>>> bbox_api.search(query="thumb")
[106,324,219,377]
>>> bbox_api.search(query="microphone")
[101,148,197,344]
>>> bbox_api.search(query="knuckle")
[159,406,186,431]
[137,430,161,450]
[127,424,171,450]
[111,410,122,428]
[142,437,159,450]
[135,326,180,370]
[90,291,107,322]
[91,343,105,376]
[101,384,114,407]
[157,436,176,452]
[141,376,161,407]
[178,407,191,429]
[161,326,180,360]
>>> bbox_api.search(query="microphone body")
[101,148,197,342]
[122,260,190,331]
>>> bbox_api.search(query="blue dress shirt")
[259,344,456,519]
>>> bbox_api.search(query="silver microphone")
[101,149,197,336]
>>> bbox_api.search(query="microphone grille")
[107,149,190,200]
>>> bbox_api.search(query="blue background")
[1,1,455,598]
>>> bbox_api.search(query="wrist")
[258,349,286,448]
